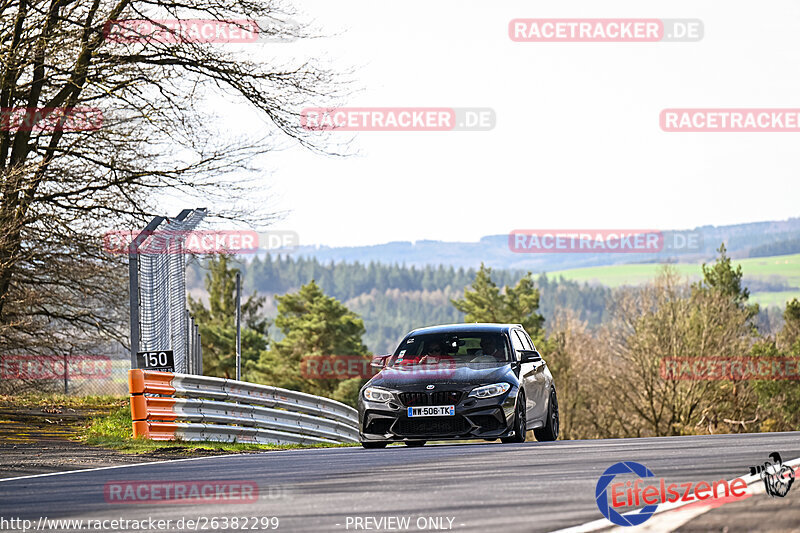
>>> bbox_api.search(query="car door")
[514,329,549,425]
[520,330,552,383]
[521,330,553,392]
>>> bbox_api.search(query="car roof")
[408,323,523,335]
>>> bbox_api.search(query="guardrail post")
[128,369,148,438]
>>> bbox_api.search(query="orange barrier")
[130,395,177,421]
[128,369,176,395]
[128,369,178,439]
[132,420,178,440]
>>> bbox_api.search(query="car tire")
[405,441,426,447]
[361,441,388,449]
[500,392,526,444]
[534,387,559,442]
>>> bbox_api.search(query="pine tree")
[696,244,759,319]
[188,255,268,379]
[451,263,545,341]
[249,280,370,406]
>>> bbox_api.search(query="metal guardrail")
[128,370,359,445]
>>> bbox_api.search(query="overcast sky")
[166,0,800,247]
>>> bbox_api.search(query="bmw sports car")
[358,323,559,448]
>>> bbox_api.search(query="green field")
[549,254,800,308]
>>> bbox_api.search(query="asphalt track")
[1,432,799,533]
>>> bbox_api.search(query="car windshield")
[387,332,511,366]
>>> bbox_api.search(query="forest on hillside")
[186,255,625,353]
[187,254,786,354]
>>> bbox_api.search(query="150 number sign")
[136,350,175,372]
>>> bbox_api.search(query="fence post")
[129,245,140,368]
[235,271,241,381]
[186,310,193,374]
[195,325,202,376]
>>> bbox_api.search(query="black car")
[358,323,559,448]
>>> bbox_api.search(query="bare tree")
[0,0,342,358]
[595,268,755,437]
[544,310,600,440]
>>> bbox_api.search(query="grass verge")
[0,393,127,410]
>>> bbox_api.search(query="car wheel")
[361,441,388,449]
[500,392,526,444]
[405,441,426,447]
[534,387,559,442]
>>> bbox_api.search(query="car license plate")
[407,405,455,417]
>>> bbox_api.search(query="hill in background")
[187,251,792,354]
[287,218,800,272]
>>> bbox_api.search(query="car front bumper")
[358,388,518,442]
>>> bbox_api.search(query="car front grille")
[398,391,462,407]
[398,392,428,406]
[431,391,462,405]
[396,417,469,436]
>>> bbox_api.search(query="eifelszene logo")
[749,452,795,498]
[595,461,749,526]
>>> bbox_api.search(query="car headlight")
[363,386,394,402]
[468,382,512,399]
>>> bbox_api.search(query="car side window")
[520,330,534,351]
[510,330,526,357]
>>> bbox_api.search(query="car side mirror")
[371,355,391,369]
[519,350,542,363]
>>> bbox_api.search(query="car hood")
[367,363,516,390]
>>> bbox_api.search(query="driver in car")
[418,341,446,365]
[426,341,445,357]
[399,340,445,366]
[478,337,505,363]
